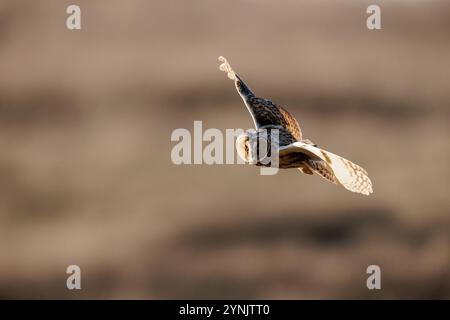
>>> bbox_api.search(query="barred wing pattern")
[219,56,302,142]
[280,142,373,195]
[219,56,373,196]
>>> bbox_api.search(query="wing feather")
[218,56,302,140]
[280,142,373,195]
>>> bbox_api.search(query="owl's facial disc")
[236,133,256,164]
[236,131,270,165]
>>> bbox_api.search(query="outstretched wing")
[244,95,302,141]
[280,141,373,195]
[305,159,338,185]
[218,56,302,140]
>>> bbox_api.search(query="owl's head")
[236,131,270,165]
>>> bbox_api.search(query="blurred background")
[0,0,449,299]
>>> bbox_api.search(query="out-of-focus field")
[0,0,449,299]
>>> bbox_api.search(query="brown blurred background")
[0,0,449,299]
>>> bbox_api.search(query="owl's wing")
[305,159,339,185]
[279,141,373,195]
[218,56,302,140]
[245,97,302,141]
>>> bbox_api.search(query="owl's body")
[218,56,373,195]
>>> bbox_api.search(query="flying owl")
[218,56,373,195]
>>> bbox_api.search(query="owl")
[218,56,373,195]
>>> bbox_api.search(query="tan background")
[0,0,449,298]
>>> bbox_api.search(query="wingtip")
[360,185,374,196]
[218,56,236,80]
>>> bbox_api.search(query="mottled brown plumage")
[219,56,373,195]
[231,73,301,147]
